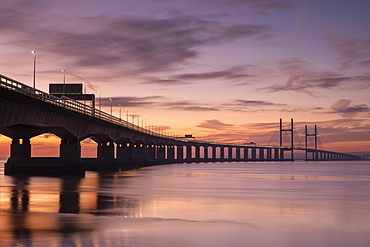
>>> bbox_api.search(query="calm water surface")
[1,161,370,247]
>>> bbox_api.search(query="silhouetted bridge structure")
[0,74,362,176]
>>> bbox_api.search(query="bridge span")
[0,74,362,176]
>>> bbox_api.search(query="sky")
[0,0,369,158]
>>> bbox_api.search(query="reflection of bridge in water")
[0,74,362,176]
[0,173,146,246]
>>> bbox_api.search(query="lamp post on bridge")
[109,98,113,115]
[31,51,36,89]
[98,91,102,115]
[119,104,122,120]
[62,69,66,95]
[126,108,128,122]
[83,82,87,107]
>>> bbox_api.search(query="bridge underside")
[4,138,296,177]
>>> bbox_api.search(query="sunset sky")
[1,0,369,158]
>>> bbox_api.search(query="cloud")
[162,100,220,111]
[100,96,163,107]
[196,119,234,129]
[234,99,286,107]
[142,66,252,86]
[264,72,370,97]
[168,106,220,111]
[327,36,370,69]
[100,96,221,112]
[173,66,252,81]
[199,0,293,15]
[0,1,273,76]
[142,78,191,86]
[330,99,370,118]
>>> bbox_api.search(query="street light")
[83,82,87,106]
[62,69,66,95]
[31,51,36,89]
[119,104,122,120]
[109,98,113,115]
[98,91,102,112]
[126,108,128,122]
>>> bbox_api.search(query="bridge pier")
[259,148,264,161]
[5,137,85,176]
[195,145,201,163]
[5,138,31,175]
[176,145,184,162]
[10,138,31,161]
[186,145,192,163]
[212,146,217,162]
[145,144,156,165]
[131,142,146,167]
[203,146,209,162]
[236,147,241,161]
[116,142,135,169]
[220,147,225,161]
[266,148,272,161]
[251,148,257,161]
[156,145,166,164]
[97,141,115,164]
[167,145,175,163]
[244,148,249,161]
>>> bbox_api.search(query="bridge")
[0,74,362,176]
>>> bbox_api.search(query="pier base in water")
[4,157,85,177]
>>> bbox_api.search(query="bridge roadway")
[0,74,362,176]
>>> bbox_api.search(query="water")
[1,160,370,247]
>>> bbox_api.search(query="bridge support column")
[60,138,84,174]
[186,145,192,163]
[60,138,80,161]
[203,146,208,162]
[132,143,146,166]
[156,145,165,163]
[167,145,175,163]
[236,147,241,161]
[244,148,249,161]
[259,148,264,161]
[228,147,233,162]
[98,141,115,165]
[10,138,31,161]
[266,148,272,161]
[145,144,156,165]
[220,147,225,161]
[176,145,184,162]
[117,143,133,162]
[212,146,217,162]
[5,138,31,175]
[280,149,285,160]
[251,148,256,161]
[195,146,201,163]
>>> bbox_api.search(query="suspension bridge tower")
[305,125,318,160]
[279,118,294,161]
